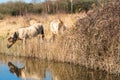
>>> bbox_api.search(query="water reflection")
[0,54,119,80]
[8,62,25,78]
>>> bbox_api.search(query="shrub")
[0,13,4,20]
[56,0,120,74]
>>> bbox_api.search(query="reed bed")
[0,0,120,74]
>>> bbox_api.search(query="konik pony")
[7,23,44,48]
[50,19,66,41]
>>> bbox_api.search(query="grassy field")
[0,12,87,62]
[0,13,86,39]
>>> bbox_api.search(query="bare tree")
[70,0,73,13]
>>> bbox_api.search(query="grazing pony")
[50,19,66,41]
[7,23,44,48]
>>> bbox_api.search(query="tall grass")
[0,13,85,57]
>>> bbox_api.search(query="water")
[0,54,119,80]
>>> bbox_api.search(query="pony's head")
[8,62,16,73]
[8,62,25,77]
[7,32,18,48]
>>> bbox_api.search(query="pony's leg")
[52,34,56,41]
[41,35,44,42]
[36,35,40,52]
[49,33,55,43]
[23,38,26,54]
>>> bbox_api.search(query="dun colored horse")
[50,19,66,41]
[7,23,44,48]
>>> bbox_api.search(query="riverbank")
[0,0,120,74]
[0,53,119,80]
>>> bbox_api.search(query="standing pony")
[50,19,66,41]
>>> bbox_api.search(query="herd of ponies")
[7,19,66,48]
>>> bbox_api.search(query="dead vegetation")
[0,0,120,74]
[56,0,120,74]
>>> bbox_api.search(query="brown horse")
[7,23,44,48]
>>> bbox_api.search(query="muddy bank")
[0,0,120,74]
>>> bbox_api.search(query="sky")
[0,0,45,3]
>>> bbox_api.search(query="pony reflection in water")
[8,62,26,78]
[7,23,44,48]
[8,61,46,80]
